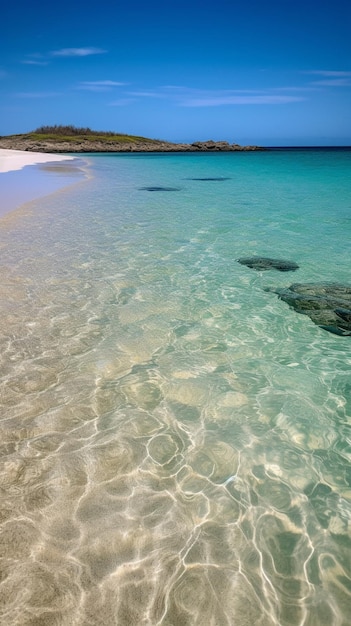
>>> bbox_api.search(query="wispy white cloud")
[305,70,351,77]
[311,78,351,87]
[180,93,304,107]
[21,48,106,66]
[109,98,136,106]
[127,90,167,98]
[22,60,49,66]
[78,80,126,91]
[304,70,351,87]
[125,86,305,107]
[82,80,125,86]
[22,52,48,65]
[51,47,107,57]
[271,85,317,92]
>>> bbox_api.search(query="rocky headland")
[0,127,264,153]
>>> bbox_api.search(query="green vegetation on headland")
[34,125,154,138]
[1,125,163,145]
[0,125,264,152]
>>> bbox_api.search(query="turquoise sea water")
[1,149,351,625]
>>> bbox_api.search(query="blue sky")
[1,0,351,145]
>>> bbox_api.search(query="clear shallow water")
[0,150,351,625]
[0,159,86,216]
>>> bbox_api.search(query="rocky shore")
[0,137,264,153]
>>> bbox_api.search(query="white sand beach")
[0,148,75,173]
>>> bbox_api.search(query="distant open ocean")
[1,149,351,625]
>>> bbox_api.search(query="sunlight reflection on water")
[0,151,351,625]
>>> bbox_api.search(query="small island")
[0,125,264,153]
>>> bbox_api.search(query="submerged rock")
[276,283,351,336]
[139,186,182,192]
[335,308,351,323]
[186,177,231,181]
[238,257,299,272]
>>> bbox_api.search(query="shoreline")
[0,148,77,173]
[0,149,88,217]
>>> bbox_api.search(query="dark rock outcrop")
[238,257,299,272]
[276,283,351,336]
[190,141,259,152]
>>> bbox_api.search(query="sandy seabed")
[1,149,351,626]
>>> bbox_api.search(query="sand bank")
[0,148,76,173]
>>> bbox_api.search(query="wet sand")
[0,149,87,216]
